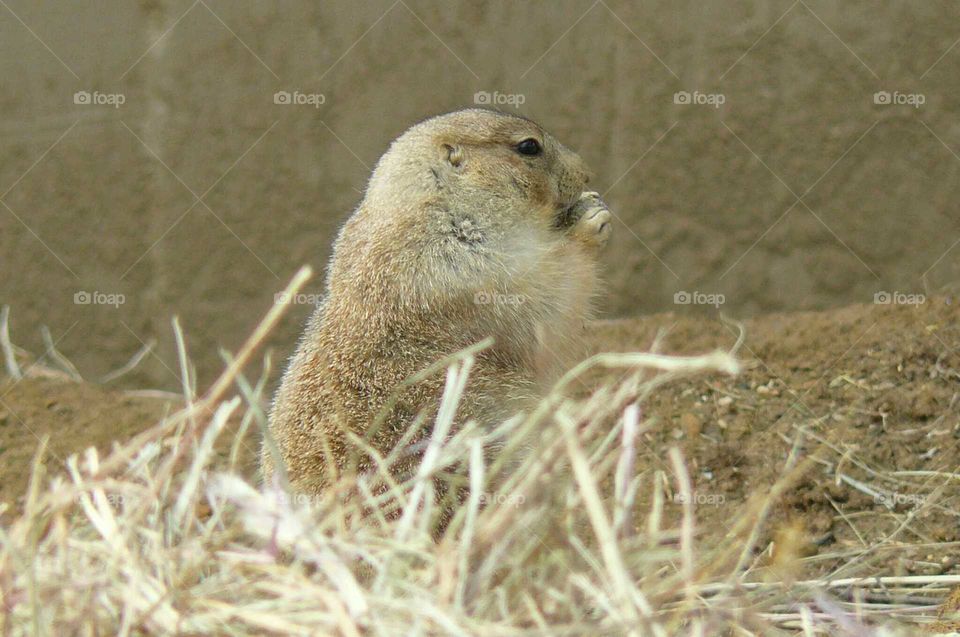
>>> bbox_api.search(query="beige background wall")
[2,0,959,389]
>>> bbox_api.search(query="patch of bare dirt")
[586,297,960,582]
[0,376,259,513]
[0,376,176,508]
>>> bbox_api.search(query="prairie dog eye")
[516,138,542,156]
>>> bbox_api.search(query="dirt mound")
[2,299,958,584]
[586,297,960,581]
[0,377,258,511]
[0,377,174,506]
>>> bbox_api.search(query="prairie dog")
[263,109,612,494]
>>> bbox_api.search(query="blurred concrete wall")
[2,0,959,389]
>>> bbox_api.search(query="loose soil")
[585,297,960,586]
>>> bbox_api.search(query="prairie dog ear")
[440,143,464,168]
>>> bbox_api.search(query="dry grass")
[0,270,957,636]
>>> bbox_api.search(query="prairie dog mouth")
[555,191,606,229]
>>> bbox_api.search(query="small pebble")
[680,412,702,438]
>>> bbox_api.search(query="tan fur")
[262,109,611,494]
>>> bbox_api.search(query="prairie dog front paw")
[567,191,612,248]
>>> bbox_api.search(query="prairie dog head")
[365,109,592,230]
